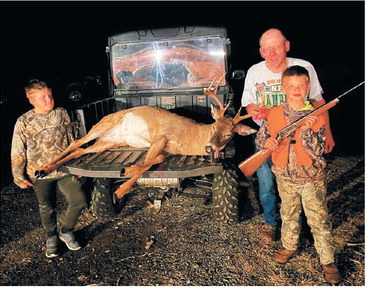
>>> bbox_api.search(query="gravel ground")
[0,154,364,286]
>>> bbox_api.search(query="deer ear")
[234,124,257,136]
[210,103,221,120]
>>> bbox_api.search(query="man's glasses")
[261,43,285,55]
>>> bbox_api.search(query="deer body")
[36,76,256,198]
[81,106,218,155]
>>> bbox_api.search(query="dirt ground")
[0,154,364,286]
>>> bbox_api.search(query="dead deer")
[35,75,256,199]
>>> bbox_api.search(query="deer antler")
[203,73,229,117]
[233,107,252,124]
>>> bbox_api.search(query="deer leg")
[35,141,123,178]
[37,128,104,170]
[114,137,168,198]
[38,118,119,170]
[114,154,166,199]
[37,138,87,171]
[123,154,164,177]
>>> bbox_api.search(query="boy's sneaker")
[46,235,59,258]
[59,231,81,251]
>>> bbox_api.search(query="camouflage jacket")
[11,107,74,186]
[255,103,326,184]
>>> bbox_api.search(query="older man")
[241,28,334,243]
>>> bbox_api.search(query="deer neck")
[169,122,216,155]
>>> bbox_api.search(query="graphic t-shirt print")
[255,80,286,107]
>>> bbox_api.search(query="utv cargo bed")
[60,147,223,179]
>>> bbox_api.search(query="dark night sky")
[0,1,365,184]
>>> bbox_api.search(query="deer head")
[203,75,257,158]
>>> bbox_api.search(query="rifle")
[238,81,365,177]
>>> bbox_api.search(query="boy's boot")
[261,224,277,243]
[273,248,300,264]
[322,263,341,284]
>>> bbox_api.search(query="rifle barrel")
[336,81,365,100]
[290,81,365,131]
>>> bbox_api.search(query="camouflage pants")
[276,177,335,265]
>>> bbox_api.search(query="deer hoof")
[115,189,129,199]
[35,170,47,179]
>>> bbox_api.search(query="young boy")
[11,79,87,258]
[255,65,340,284]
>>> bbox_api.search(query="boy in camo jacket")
[11,79,86,258]
[255,66,340,284]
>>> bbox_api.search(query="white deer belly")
[100,113,151,148]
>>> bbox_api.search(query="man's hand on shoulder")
[246,103,270,120]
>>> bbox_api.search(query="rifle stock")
[238,148,272,177]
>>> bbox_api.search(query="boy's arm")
[310,98,335,153]
[255,119,278,150]
[11,120,33,188]
[300,126,326,157]
[299,115,326,157]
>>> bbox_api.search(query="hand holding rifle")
[299,115,318,131]
[264,115,318,150]
[263,137,280,152]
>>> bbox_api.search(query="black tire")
[66,83,84,102]
[212,162,239,224]
[91,178,125,218]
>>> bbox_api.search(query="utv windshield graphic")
[111,37,227,90]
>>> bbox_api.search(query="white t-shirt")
[241,57,323,126]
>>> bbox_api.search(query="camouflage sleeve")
[255,119,270,150]
[11,118,28,186]
[300,126,326,157]
[62,108,74,144]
